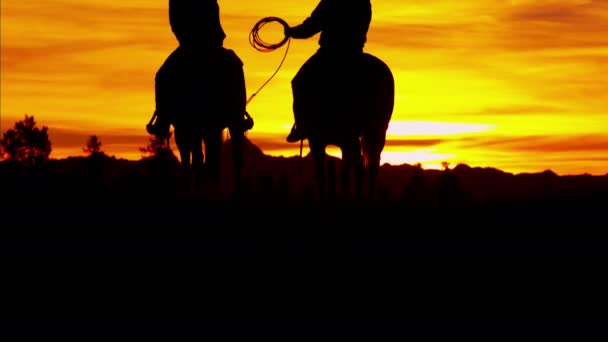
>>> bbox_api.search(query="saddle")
[147,47,253,138]
[146,110,254,138]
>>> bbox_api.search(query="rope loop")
[247,17,291,105]
[249,17,290,53]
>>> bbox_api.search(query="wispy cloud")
[476,105,566,116]
[385,139,444,148]
[457,134,608,153]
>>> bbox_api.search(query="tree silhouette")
[0,115,52,167]
[140,132,177,162]
[83,135,105,157]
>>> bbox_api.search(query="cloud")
[458,134,608,153]
[368,1,608,52]
[1,1,172,70]
[497,1,608,50]
[47,127,149,157]
[476,105,565,115]
[369,23,476,50]
[385,139,444,148]
[504,0,607,24]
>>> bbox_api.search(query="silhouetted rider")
[285,0,372,143]
[151,0,248,189]
[169,0,225,48]
[151,0,227,137]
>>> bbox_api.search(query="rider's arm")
[288,0,328,39]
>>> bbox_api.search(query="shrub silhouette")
[0,115,51,167]
[84,135,105,158]
[140,132,177,163]
[139,132,180,193]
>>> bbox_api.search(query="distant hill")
[1,137,607,211]
[2,137,607,255]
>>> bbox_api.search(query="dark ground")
[1,156,607,336]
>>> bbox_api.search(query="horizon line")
[33,151,608,178]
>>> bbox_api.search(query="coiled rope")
[248,17,304,170]
[226,17,291,142]
[247,17,291,105]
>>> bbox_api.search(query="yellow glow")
[387,121,495,137]
[1,0,607,175]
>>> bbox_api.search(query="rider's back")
[157,47,244,129]
[290,0,372,54]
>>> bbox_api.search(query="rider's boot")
[286,123,306,143]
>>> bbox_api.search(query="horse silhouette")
[155,46,250,193]
[299,53,394,200]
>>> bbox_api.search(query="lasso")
[247,17,291,105]
[226,17,291,140]
[248,17,305,166]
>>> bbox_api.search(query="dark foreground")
[2,152,607,256]
[2,192,608,337]
[2,156,608,336]
[2,188,607,255]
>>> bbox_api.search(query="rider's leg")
[174,127,193,193]
[341,138,364,201]
[228,125,244,194]
[287,75,306,143]
[287,52,323,143]
[153,48,181,138]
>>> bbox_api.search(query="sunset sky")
[1,0,607,175]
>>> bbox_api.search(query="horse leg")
[202,129,223,196]
[178,150,191,193]
[228,126,244,194]
[189,135,204,193]
[309,139,327,201]
[362,133,386,201]
[368,156,380,201]
[341,139,364,201]
[175,130,193,193]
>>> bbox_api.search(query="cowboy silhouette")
[151,0,248,191]
[285,0,372,143]
[151,0,226,138]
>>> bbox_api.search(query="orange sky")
[1,0,607,175]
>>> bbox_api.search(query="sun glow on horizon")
[387,121,495,137]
